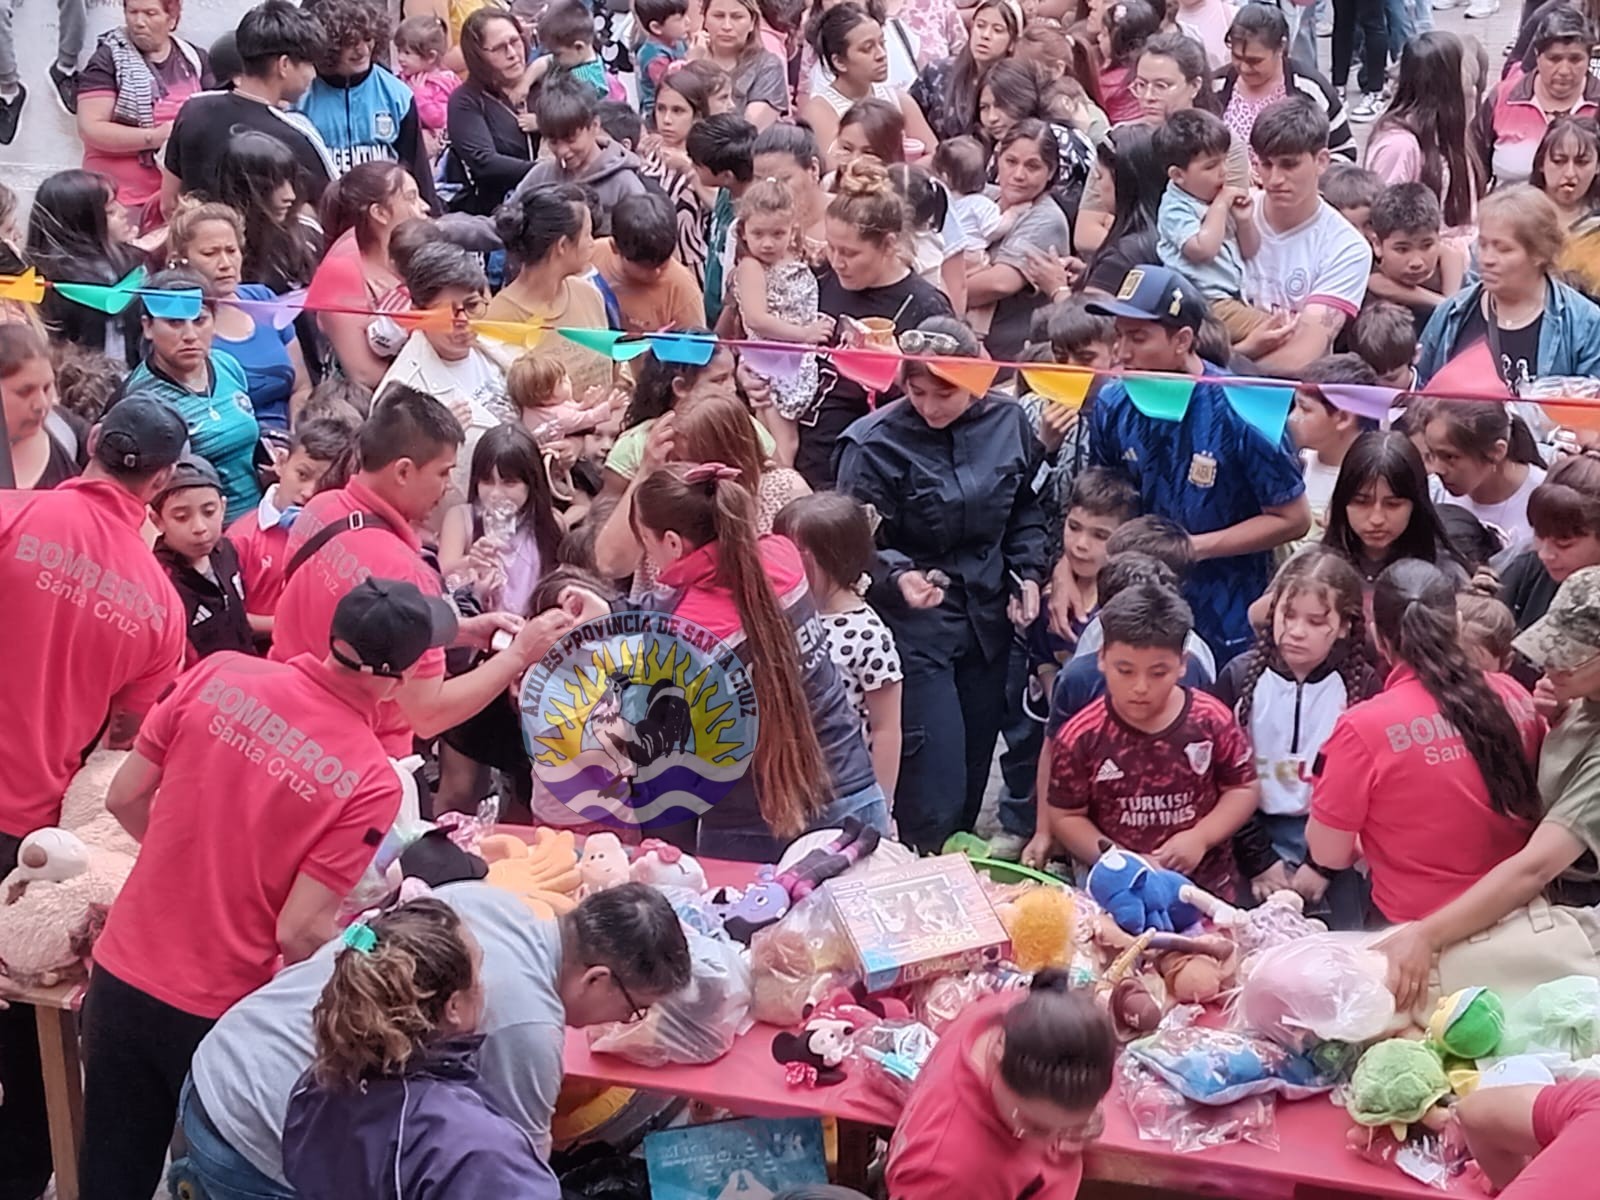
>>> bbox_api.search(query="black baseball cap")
[1086,266,1209,333]
[151,456,223,509]
[330,578,459,679]
[94,398,189,474]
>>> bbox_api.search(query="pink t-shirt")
[1176,0,1236,70]
[1225,80,1288,164]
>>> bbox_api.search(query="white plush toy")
[630,839,707,892]
[0,750,137,987]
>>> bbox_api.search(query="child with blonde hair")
[732,176,834,466]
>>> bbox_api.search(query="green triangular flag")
[557,327,653,360]
[1123,375,1196,422]
[56,267,146,315]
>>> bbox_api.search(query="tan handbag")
[1419,897,1600,1019]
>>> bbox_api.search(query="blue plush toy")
[1087,845,1204,935]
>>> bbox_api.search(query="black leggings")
[1332,0,1388,95]
[78,966,216,1200]
[0,834,54,1200]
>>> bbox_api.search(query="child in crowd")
[226,418,353,641]
[774,492,905,801]
[634,0,691,122]
[1212,548,1376,924]
[440,423,564,618]
[732,176,831,466]
[1320,163,1384,238]
[1458,592,1518,673]
[151,458,254,665]
[1365,182,1466,328]
[889,163,963,311]
[282,900,559,1199]
[534,2,627,102]
[52,346,124,424]
[1323,430,1469,588]
[1045,581,1259,895]
[1349,302,1418,390]
[393,16,460,160]
[932,136,1001,259]
[519,81,649,235]
[1095,0,1161,123]
[1287,353,1380,531]
[688,114,758,327]
[591,191,707,334]
[1044,300,1116,368]
[1153,108,1264,341]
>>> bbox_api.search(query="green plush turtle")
[1427,987,1506,1061]
[1347,1039,1450,1141]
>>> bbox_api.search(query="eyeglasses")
[450,295,490,320]
[609,967,649,1024]
[1129,77,1178,97]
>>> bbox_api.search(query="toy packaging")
[826,853,1011,992]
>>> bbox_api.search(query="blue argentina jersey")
[298,66,414,174]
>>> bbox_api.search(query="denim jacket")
[1416,277,1600,387]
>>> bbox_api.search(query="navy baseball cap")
[1086,266,1209,333]
[330,578,459,679]
[94,398,189,474]
[151,456,223,509]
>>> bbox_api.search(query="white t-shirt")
[1243,197,1373,318]
[1451,463,1547,556]
[1302,449,1341,529]
[949,192,1001,254]
[1175,0,1237,70]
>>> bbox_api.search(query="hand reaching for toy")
[1289,862,1329,906]
[1374,922,1434,1013]
[1020,832,1055,869]
[1152,830,1208,875]
[1250,860,1293,903]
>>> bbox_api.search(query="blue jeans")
[818,781,890,836]
[997,639,1043,840]
[1259,813,1370,931]
[174,1078,296,1200]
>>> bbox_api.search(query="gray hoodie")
[510,141,650,236]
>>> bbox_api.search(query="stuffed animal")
[1346,1039,1451,1141]
[485,827,582,919]
[4,829,90,901]
[577,832,631,897]
[709,866,791,944]
[1087,844,1207,935]
[1214,890,1326,962]
[996,886,1076,973]
[772,1015,859,1086]
[1427,988,1506,1061]
[630,840,707,891]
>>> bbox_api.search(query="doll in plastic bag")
[588,919,753,1066]
[1230,933,1398,1053]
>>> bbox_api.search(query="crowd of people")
[9,0,1600,1192]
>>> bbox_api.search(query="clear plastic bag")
[1121,1055,1279,1153]
[854,1020,939,1108]
[1231,933,1397,1052]
[749,889,860,1027]
[588,921,752,1066]
[1499,976,1600,1059]
[912,966,1032,1034]
[1127,1021,1341,1105]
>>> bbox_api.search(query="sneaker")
[1316,16,1333,33]
[48,64,77,115]
[1464,0,1499,15]
[1431,0,1458,9]
[1349,92,1384,121]
[986,831,1028,862]
[0,85,22,145]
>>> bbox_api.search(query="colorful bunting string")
[1220,383,1295,443]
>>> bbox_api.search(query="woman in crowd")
[799,158,952,487]
[282,900,558,1197]
[1093,0,1160,125]
[0,324,83,490]
[1364,32,1482,236]
[802,3,937,160]
[753,122,830,254]
[910,0,1018,141]
[378,242,511,503]
[212,131,321,297]
[886,973,1115,1200]
[1080,123,1163,293]
[798,0,921,97]
[836,317,1046,853]
[1478,7,1600,190]
[632,461,887,859]
[1306,558,1546,927]
[1422,400,1549,555]
[1215,4,1356,164]
[1321,430,1470,588]
[26,169,141,367]
[1498,452,1600,629]
[699,0,791,129]
[76,0,212,222]
[167,202,312,434]
[1418,187,1600,392]
[1533,117,1600,298]
[119,269,264,517]
[831,99,904,171]
[486,184,612,396]
[307,161,430,387]
[976,59,1097,228]
[640,61,725,283]
[968,121,1072,361]
[445,8,536,215]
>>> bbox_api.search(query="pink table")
[526,832,1464,1200]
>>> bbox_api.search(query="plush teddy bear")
[577,832,632,898]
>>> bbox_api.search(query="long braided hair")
[1372,559,1542,821]
[1236,549,1370,732]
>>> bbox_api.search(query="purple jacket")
[282,1036,560,1200]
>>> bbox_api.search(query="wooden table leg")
[35,1004,83,1200]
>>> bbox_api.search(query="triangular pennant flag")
[1539,394,1600,433]
[56,267,146,314]
[739,345,805,385]
[225,287,306,330]
[927,357,1000,395]
[0,268,45,304]
[139,287,205,320]
[646,332,717,365]
[558,327,653,360]
[1019,366,1094,408]
[830,347,900,394]
[469,318,545,349]
[392,306,457,333]
[1122,375,1195,422]
[1221,382,1293,444]
[1422,339,1511,400]
[1318,383,1401,424]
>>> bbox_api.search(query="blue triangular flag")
[1222,382,1294,443]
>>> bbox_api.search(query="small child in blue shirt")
[634,0,691,122]
[1153,109,1266,344]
